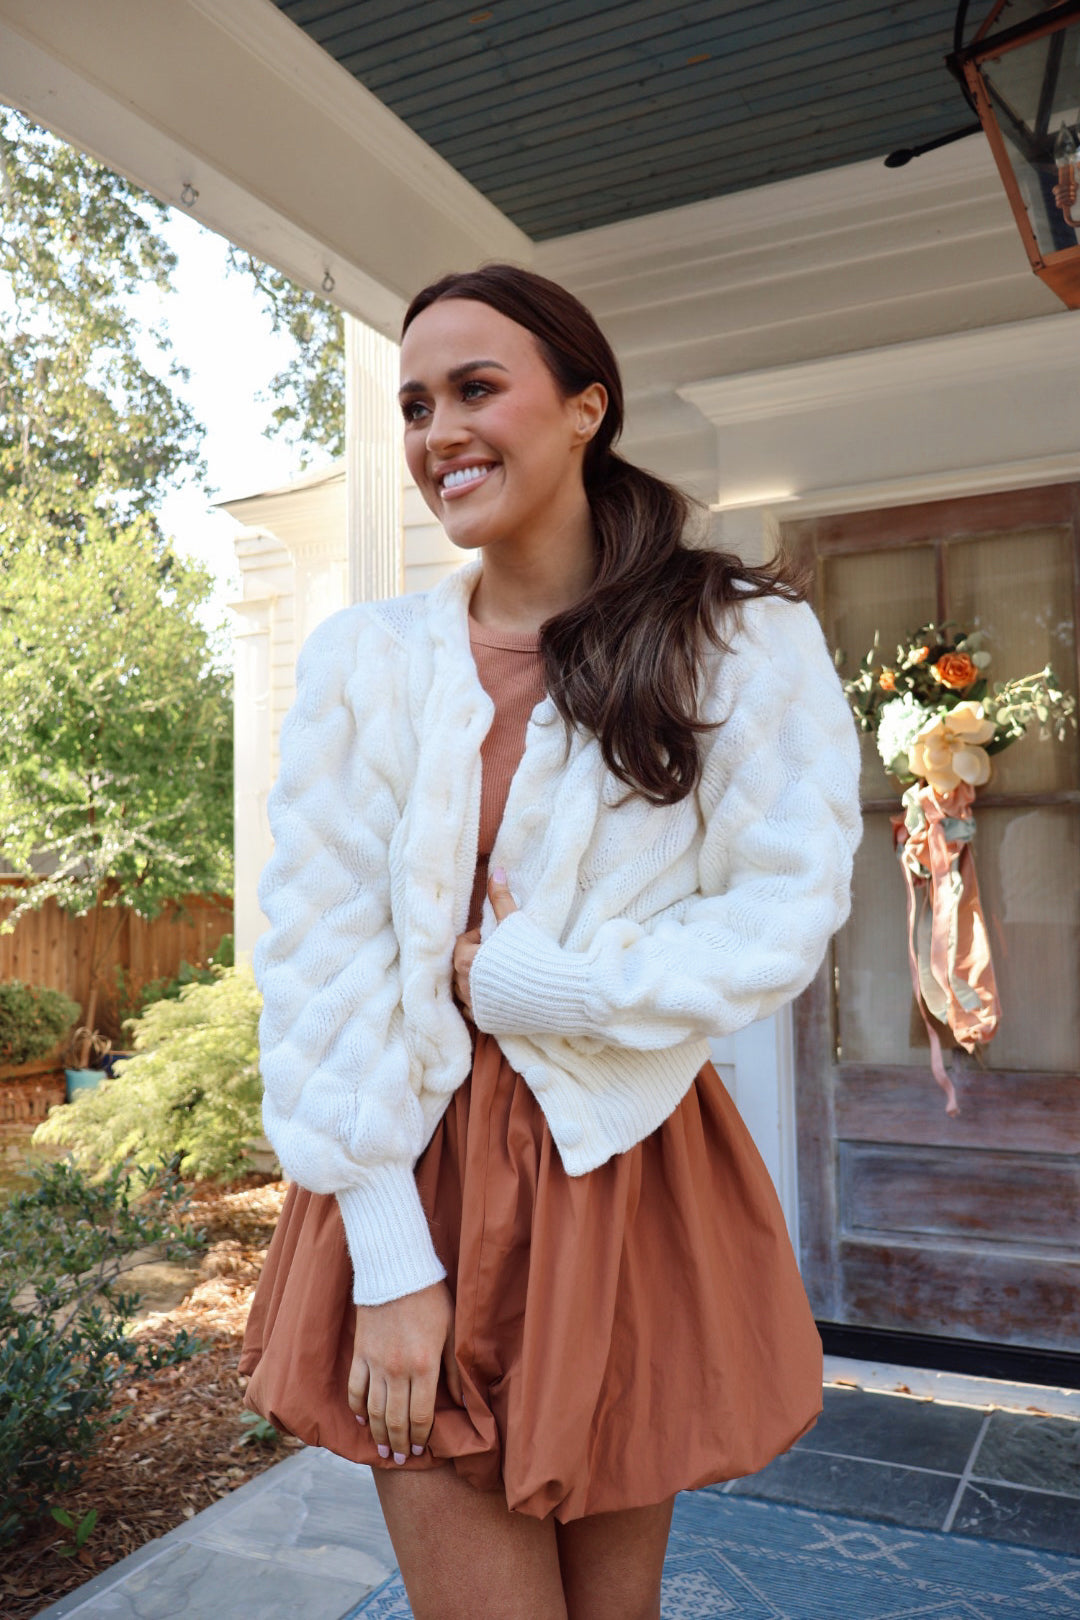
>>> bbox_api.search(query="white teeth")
[442,465,489,490]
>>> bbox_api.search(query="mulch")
[0,1177,295,1620]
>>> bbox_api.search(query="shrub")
[111,933,236,1032]
[0,982,81,1070]
[0,1158,204,1546]
[34,966,263,1182]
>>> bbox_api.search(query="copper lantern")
[950,0,1080,307]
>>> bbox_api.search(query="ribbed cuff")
[336,1164,447,1306]
[469,910,599,1038]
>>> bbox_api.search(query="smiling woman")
[240,264,863,1620]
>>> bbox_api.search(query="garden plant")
[0,1159,204,1547]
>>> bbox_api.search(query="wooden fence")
[0,884,234,1071]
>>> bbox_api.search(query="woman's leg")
[555,1497,675,1620]
[373,1465,568,1620]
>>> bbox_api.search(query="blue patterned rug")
[342,1490,1080,1618]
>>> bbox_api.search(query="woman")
[241,265,862,1620]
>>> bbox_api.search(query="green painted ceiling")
[271,1,997,239]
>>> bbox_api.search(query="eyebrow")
[398,358,509,397]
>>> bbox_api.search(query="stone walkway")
[36,1359,1080,1619]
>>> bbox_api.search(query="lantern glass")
[976,3,1080,256]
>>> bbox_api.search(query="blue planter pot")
[64,1067,103,1102]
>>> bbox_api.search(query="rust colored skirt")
[240,1030,822,1523]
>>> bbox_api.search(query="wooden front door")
[785,484,1080,1354]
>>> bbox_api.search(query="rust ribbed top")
[466,614,547,932]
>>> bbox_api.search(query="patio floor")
[35,1358,1080,1619]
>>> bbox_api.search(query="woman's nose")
[426,401,469,455]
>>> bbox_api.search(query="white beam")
[0,0,531,336]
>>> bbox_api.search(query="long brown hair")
[402,265,804,806]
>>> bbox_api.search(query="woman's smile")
[436,460,499,500]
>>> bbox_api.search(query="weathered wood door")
[785,485,1080,1353]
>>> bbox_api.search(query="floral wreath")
[840,623,1075,1114]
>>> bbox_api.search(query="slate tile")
[794,1386,983,1474]
[60,1539,367,1620]
[951,1479,1080,1555]
[973,1411,1080,1497]
[193,1449,396,1586]
[727,1446,957,1530]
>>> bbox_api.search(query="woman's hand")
[349,1279,463,1461]
[452,867,518,1020]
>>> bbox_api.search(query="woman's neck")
[468,519,596,637]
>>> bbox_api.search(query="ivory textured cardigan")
[255,558,862,1305]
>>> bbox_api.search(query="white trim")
[184,0,521,250]
[771,454,1080,519]
[537,138,999,278]
[680,310,1080,427]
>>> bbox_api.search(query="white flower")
[876,693,933,776]
[910,701,995,793]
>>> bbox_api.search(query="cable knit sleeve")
[468,597,862,1048]
[254,609,447,1306]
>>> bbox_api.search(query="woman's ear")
[573,382,608,444]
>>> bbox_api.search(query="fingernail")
[377,1443,390,1458]
[355,1414,366,1426]
[492,865,506,884]
[411,1444,424,1455]
[393,1452,407,1466]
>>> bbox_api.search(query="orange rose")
[932,652,977,691]
[878,669,897,692]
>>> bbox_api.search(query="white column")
[708,499,801,1249]
[345,315,404,603]
[231,595,274,964]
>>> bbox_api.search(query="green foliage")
[229,249,344,463]
[51,1504,99,1557]
[0,521,233,922]
[112,934,235,1030]
[0,108,204,532]
[237,1410,279,1447]
[0,1158,204,1546]
[0,981,80,1068]
[34,967,264,1183]
[0,110,230,1061]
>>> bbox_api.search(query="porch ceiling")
[270,0,996,240]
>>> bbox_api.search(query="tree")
[229,250,345,464]
[0,109,204,532]
[0,518,232,1058]
[0,110,230,1063]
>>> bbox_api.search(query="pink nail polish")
[411,1444,424,1455]
[393,1451,407,1465]
[355,1414,367,1425]
[493,865,506,884]
[377,1443,390,1458]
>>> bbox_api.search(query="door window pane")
[948,526,1079,795]
[822,546,936,803]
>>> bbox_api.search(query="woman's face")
[399,297,605,556]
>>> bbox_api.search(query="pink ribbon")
[891,781,1000,1116]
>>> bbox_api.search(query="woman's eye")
[401,400,429,423]
[461,380,491,401]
